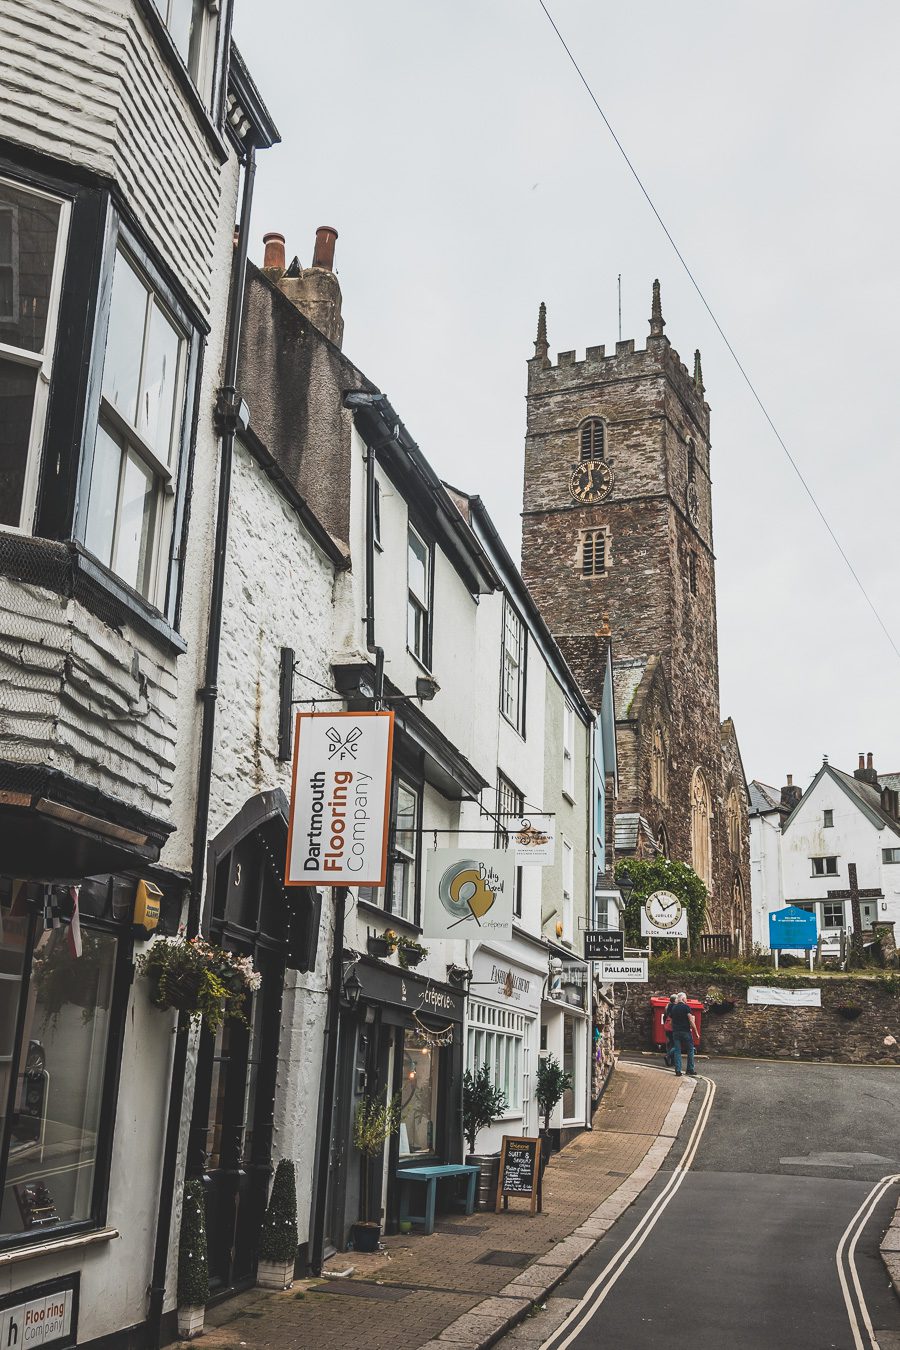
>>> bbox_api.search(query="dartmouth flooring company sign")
[0,1276,78,1349]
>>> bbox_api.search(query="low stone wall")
[619,975,900,1065]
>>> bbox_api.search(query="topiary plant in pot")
[536,1054,573,1169]
[352,1091,401,1251]
[257,1159,298,1290]
[463,1064,508,1210]
[177,1180,209,1340]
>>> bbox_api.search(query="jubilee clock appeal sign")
[286,712,394,886]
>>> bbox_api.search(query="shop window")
[399,1032,439,1156]
[466,1002,525,1116]
[562,1017,577,1119]
[0,176,68,532]
[0,880,122,1242]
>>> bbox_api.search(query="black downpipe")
[146,143,257,1350]
[365,434,385,703]
[308,886,348,1274]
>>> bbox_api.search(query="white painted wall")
[749,809,785,947]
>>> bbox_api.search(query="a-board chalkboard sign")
[495,1135,542,1214]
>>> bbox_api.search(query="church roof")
[749,780,785,815]
[612,658,649,719]
[613,812,660,856]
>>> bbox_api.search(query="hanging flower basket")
[835,1003,863,1021]
[136,934,262,1034]
[368,929,399,961]
[397,938,428,969]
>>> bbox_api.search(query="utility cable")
[537,0,900,665]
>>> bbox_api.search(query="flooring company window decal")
[423,849,515,939]
[286,712,394,886]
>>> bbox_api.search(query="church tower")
[521,284,750,947]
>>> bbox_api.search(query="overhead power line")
[537,0,900,666]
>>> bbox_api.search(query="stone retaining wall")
[619,975,900,1064]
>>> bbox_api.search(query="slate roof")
[749,780,785,815]
[879,772,900,793]
[613,812,661,856]
[831,767,900,836]
[612,658,648,720]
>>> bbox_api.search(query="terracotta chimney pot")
[263,231,286,272]
[312,226,338,272]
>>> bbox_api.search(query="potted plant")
[257,1158,298,1290]
[835,1002,863,1020]
[397,937,429,970]
[177,1180,208,1340]
[705,986,736,1014]
[136,934,261,1034]
[463,1064,508,1210]
[352,1091,400,1252]
[536,1055,573,1167]
[367,929,399,960]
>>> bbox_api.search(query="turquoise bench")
[397,1164,480,1235]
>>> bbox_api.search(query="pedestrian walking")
[669,992,698,1077]
[663,993,677,1067]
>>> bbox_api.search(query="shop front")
[324,959,465,1251]
[542,947,590,1147]
[465,943,546,1149]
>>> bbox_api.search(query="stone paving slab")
[883,1196,900,1299]
[188,1061,695,1350]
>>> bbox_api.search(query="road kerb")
[881,1196,900,1298]
[433,1075,699,1350]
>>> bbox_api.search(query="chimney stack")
[262,231,285,273]
[854,751,879,786]
[780,774,802,812]
[266,227,344,349]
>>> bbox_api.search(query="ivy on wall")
[614,857,708,948]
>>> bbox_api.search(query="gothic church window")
[690,767,713,890]
[651,726,667,803]
[726,788,741,856]
[579,418,605,461]
[687,440,696,483]
[657,824,670,858]
[689,551,698,595]
[731,874,744,954]
[581,528,607,577]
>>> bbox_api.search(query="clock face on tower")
[686,481,700,525]
[569,460,613,504]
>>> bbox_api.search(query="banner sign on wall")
[423,849,515,940]
[508,815,556,867]
[286,712,394,887]
[747,985,821,1007]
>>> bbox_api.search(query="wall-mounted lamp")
[415,675,439,702]
[446,963,472,994]
[342,967,363,1009]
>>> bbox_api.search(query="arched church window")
[690,767,713,890]
[687,439,696,483]
[581,528,607,576]
[579,418,605,461]
[731,873,745,955]
[657,823,670,858]
[726,788,741,857]
[651,726,667,803]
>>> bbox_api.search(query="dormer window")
[579,419,605,461]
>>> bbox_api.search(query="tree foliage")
[258,1158,298,1264]
[535,1054,573,1131]
[177,1181,209,1309]
[614,857,708,948]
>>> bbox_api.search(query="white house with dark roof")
[750,756,900,950]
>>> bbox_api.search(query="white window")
[0,177,68,532]
[883,848,900,864]
[822,901,844,929]
[501,598,526,735]
[496,773,524,919]
[152,0,207,80]
[390,782,419,923]
[823,809,833,828]
[562,838,574,944]
[84,249,187,606]
[407,525,431,665]
[466,1002,525,1116]
[811,856,838,877]
[562,701,575,798]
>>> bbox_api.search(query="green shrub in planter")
[536,1054,573,1132]
[177,1181,209,1309]
[463,1064,508,1154]
[258,1159,299,1263]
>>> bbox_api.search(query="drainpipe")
[343,391,391,703]
[147,141,257,1350]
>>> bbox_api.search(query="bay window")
[0,177,68,532]
[466,1002,524,1116]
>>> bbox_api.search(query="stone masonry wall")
[618,974,900,1065]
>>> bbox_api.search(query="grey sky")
[233,1,900,792]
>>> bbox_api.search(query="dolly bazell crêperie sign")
[285,712,394,886]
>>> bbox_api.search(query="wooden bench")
[397,1164,480,1235]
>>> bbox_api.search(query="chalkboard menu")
[495,1135,542,1214]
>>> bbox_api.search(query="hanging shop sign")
[584,929,625,961]
[508,815,556,867]
[286,711,394,886]
[0,1276,79,1349]
[598,958,648,983]
[471,948,543,1013]
[423,849,515,940]
[640,889,688,939]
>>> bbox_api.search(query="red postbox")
[650,996,703,1050]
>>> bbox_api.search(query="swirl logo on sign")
[439,858,496,929]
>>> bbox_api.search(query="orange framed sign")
[285,711,394,887]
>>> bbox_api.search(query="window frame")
[406,522,434,670]
[821,901,844,929]
[0,175,71,535]
[883,848,900,864]
[466,1001,526,1119]
[561,837,574,945]
[562,701,576,801]
[580,527,607,578]
[579,418,605,462]
[689,550,698,596]
[500,597,527,737]
[811,856,839,877]
[495,772,525,920]
[823,809,834,828]
[0,895,132,1254]
[359,771,423,927]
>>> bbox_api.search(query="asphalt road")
[521,1058,900,1350]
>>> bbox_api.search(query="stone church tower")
[521,283,750,948]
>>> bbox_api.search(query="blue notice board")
[769,906,818,950]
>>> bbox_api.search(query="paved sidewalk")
[193,1061,694,1350]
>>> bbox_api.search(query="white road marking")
[836,1172,900,1350]
[539,1075,716,1350]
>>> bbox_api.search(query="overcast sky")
[233,1,900,792]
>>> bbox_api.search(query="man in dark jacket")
[669,992,698,1076]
